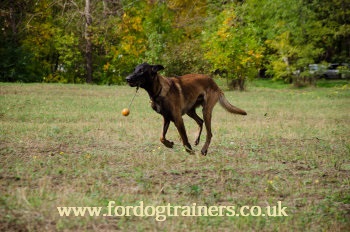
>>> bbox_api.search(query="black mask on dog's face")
[126,63,164,87]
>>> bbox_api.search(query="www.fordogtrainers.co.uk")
[57,201,288,222]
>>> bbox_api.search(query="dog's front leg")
[160,117,174,148]
[173,117,194,154]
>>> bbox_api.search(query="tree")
[1,0,348,85]
[311,0,350,62]
[1,0,57,82]
[203,3,264,90]
[243,0,336,86]
[84,0,93,83]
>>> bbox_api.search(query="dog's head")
[126,63,164,87]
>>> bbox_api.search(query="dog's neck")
[146,74,170,101]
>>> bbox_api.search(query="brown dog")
[126,63,247,155]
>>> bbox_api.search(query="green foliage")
[99,1,149,84]
[0,0,349,86]
[47,31,85,83]
[162,39,209,76]
[203,3,264,90]
[255,0,325,84]
[143,3,174,64]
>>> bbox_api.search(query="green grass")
[247,78,289,89]
[1,82,349,231]
[316,79,350,88]
[248,78,350,89]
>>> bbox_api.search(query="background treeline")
[1,0,349,87]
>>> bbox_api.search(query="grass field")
[0,81,349,231]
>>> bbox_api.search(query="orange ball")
[121,108,130,116]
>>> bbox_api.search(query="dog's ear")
[152,65,165,73]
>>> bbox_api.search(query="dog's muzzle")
[126,75,138,87]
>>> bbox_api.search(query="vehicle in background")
[309,63,350,79]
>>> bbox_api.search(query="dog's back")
[168,74,218,113]
[173,74,219,90]
[169,74,246,115]
[170,74,220,98]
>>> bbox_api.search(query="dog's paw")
[184,145,195,155]
[194,138,200,146]
[160,138,174,148]
[165,141,174,148]
[200,149,207,156]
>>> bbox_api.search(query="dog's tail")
[219,92,247,115]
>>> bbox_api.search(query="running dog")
[126,63,247,155]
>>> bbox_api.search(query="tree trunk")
[85,0,93,83]
[229,77,246,91]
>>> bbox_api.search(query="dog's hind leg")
[201,108,212,156]
[201,93,218,155]
[186,109,203,146]
[160,117,174,148]
[173,117,194,154]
